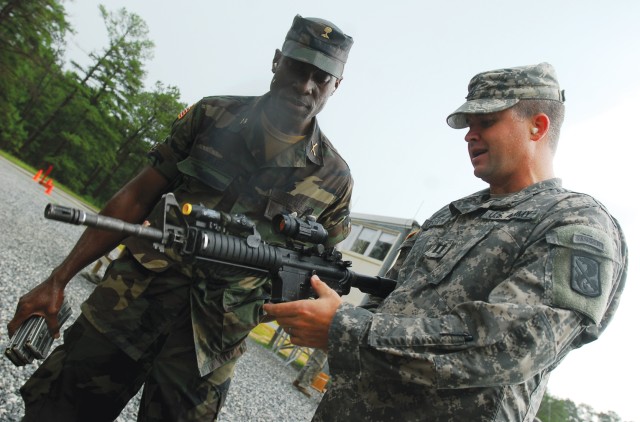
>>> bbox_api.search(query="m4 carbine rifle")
[44,193,397,303]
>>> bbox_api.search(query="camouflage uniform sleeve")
[327,205,627,389]
[318,173,354,247]
[147,101,204,181]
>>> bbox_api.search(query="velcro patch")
[546,224,615,324]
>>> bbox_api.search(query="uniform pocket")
[263,190,311,220]
[176,156,237,192]
[220,278,270,350]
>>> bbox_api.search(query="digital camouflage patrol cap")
[446,62,565,129]
[282,15,353,79]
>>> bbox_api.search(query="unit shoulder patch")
[545,224,616,324]
[571,254,601,297]
[178,104,194,120]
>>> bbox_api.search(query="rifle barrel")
[44,204,164,243]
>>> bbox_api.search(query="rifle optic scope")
[273,213,328,245]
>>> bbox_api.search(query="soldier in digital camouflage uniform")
[8,15,354,421]
[264,62,628,421]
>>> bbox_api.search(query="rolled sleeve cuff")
[327,302,373,376]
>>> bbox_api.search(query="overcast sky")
[64,1,639,420]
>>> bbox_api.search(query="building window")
[346,225,398,262]
[369,232,396,261]
[351,227,376,254]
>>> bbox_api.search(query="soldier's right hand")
[7,278,65,339]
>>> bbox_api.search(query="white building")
[338,212,420,305]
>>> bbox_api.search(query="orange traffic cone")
[44,179,54,195]
[39,165,53,185]
[33,169,43,180]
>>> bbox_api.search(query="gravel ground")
[0,156,322,421]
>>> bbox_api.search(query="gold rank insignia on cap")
[177,104,193,120]
[282,15,352,78]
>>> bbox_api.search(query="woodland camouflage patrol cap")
[282,15,353,79]
[446,62,565,129]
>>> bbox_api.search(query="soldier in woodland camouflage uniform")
[264,63,628,421]
[8,15,354,421]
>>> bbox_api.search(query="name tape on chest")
[481,210,539,221]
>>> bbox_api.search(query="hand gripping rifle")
[43,193,397,303]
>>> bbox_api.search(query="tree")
[18,5,154,159]
[537,392,624,422]
[1,2,185,206]
[84,82,185,202]
[0,0,70,150]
